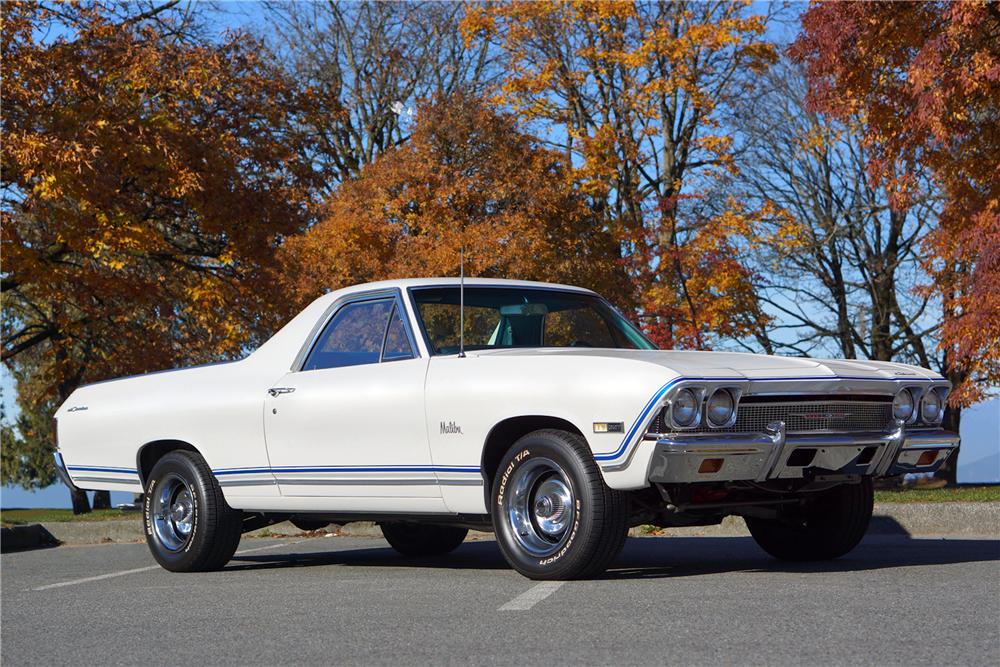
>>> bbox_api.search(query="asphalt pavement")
[2,533,998,666]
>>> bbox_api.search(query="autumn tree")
[279,92,629,308]
[732,62,944,374]
[263,0,497,196]
[791,1,1000,410]
[1,1,318,509]
[462,0,779,348]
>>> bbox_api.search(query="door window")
[303,299,393,370]
[382,304,414,362]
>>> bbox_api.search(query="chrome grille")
[648,398,894,434]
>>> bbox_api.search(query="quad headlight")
[892,388,915,421]
[921,390,943,423]
[706,388,735,427]
[671,388,699,427]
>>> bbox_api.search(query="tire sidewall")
[380,522,468,557]
[746,479,874,561]
[491,432,598,578]
[144,453,208,571]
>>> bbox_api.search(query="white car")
[54,278,959,579]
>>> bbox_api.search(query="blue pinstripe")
[65,372,943,474]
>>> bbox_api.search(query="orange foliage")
[792,1,1000,404]
[279,92,629,309]
[463,0,777,348]
[1,2,317,404]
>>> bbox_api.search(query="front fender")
[424,354,673,511]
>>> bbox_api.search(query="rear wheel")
[745,478,874,561]
[379,522,468,556]
[143,450,242,572]
[491,429,627,580]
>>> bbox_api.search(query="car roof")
[329,277,597,299]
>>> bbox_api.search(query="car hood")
[470,348,943,381]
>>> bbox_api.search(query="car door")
[263,290,438,502]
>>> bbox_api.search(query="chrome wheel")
[505,458,576,557]
[151,473,195,551]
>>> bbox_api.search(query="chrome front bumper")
[647,422,959,484]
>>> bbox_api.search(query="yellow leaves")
[582,0,637,23]
[458,5,495,44]
[575,123,620,197]
[696,135,737,174]
[750,205,810,256]
[33,174,61,200]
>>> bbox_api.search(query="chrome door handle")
[268,387,296,397]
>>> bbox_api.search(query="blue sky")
[1,366,14,421]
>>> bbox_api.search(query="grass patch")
[874,486,1000,504]
[0,508,138,526]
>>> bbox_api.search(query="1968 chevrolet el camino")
[54,278,959,579]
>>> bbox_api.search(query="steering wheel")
[570,340,594,347]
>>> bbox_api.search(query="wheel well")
[480,416,585,497]
[136,440,200,486]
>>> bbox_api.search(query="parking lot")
[3,533,998,666]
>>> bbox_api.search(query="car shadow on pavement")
[227,534,1000,579]
[605,535,1000,580]
[227,540,511,572]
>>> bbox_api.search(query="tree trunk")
[92,490,112,510]
[70,487,92,515]
[937,404,962,486]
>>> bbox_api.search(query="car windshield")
[411,286,656,355]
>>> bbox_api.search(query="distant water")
[1,481,135,509]
[957,397,1000,484]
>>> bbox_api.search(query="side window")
[303,300,392,371]
[382,304,414,362]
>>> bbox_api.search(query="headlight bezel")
[892,387,915,422]
[670,388,700,428]
[921,388,944,424]
[705,388,737,428]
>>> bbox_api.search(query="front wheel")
[143,450,242,572]
[745,478,874,561]
[491,429,627,580]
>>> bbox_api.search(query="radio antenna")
[458,246,466,358]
